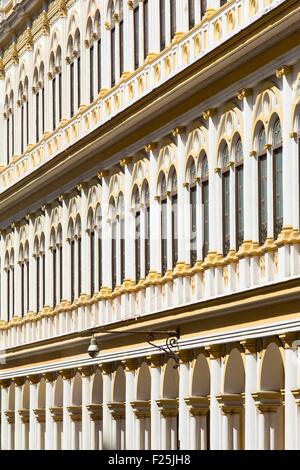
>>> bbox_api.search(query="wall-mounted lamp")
[87,327,181,368]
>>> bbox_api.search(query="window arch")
[88,209,96,296]
[201,154,209,259]
[5,249,15,321]
[50,44,62,130]
[67,23,81,117]
[257,124,268,245]
[187,158,197,266]
[110,193,125,291]
[109,0,124,87]
[234,136,244,250]
[160,0,177,51]
[4,86,14,164]
[19,241,29,317]
[18,71,29,155]
[272,118,283,240]
[170,168,178,269]
[33,62,45,143]
[220,142,230,255]
[34,234,45,313]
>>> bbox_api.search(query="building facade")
[0,0,300,451]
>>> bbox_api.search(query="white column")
[80,366,93,450]
[61,370,74,450]
[44,372,56,450]
[279,333,298,449]
[101,363,112,450]
[61,197,70,301]
[148,355,162,450]
[0,380,10,450]
[241,339,258,449]
[44,207,52,308]
[29,376,39,450]
[206,345,222,449]
[14,377,25,450]
[123,359,136,450]
[100,176,111,291]
[178,351,190,450]
[280,67,294,229]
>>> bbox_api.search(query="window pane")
[189,0,195,29]
[135,211,141,282]
[120,217,125,284]
[222,171,230,255]
[144,0,149,59]
[190,186,197,265]
[202,181,209,259]
[258,155,268,245]
[236,165,244,249]
[134,7,139,69]
[90,45,94,103]
[145,205,150,276]
[161,199,167,275]
[119,20,124,76]
[171,0,176,39]
[111,27,116,86]
[172,194,178,269]
[274,147,283,239]
[160,0,166,50]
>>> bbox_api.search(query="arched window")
[18,77,29,154]
[6,250,15,320]
[5,90,14,164]
[69,220,75,302]
[189,160,197,266]
[235,137,244,250]
[68,29,81,117]
[201,155,209,259]
[35,235,45,313]
[160,174,168,275]
[160,0,166,50]
[258,125,267,245]
[88,210,96,296]
[133,186,141,282]
[95,10,102,93]
[170,169,178,269]
[119,194,125,285]
[110,1,124,87]
[51,226,62,309]
[160,0,176,51]
[96,205,103,290]
[33,63,45,143]
[144,183,150,277]
[76,218,82,299]
[50,47,62,130]
[221,143,230,256]
[111,201,117,290]
[273,119,283,240]
[19,243,29,317]
[188,0,196,29]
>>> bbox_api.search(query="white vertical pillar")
[61,197,70,301]
[44,372,56,450]
[148,354,162,450]
[101,363,112,450]
[61,369,74,450]
[0,380,11,450]
[80,366,94,450]
[28,375,39,450]
[44,207,52,308]
[122,359,136,450]
[79,185,89,296]
[205,345,222,450]
[279,333,298,449]
[240,339,258,450]
[178,351,190,450]
[123,159,135,282]
[14,377,25,450]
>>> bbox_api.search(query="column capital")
[202,108,217,120]
[78,366,95,377]
[59,368,76,380]
[236,88,253,100]
[12,376,26,387]
[204,344,222,359]
[144,142,158,153]
[275,65,293,78]
[0,379,12,388]
[27,374,42,385]
[171,126,186,137]
[240,338,257,354]
[99,362,112,375]
[176,350,193,364]
[278,332,298,349]
[119,157,133,168]
[121,358,137,371]
[146,354,162,368]
[43,372,58,383]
